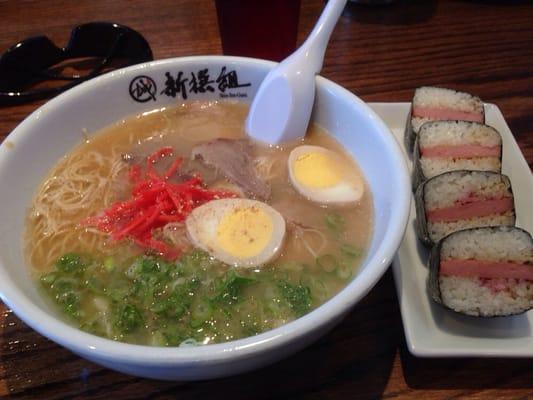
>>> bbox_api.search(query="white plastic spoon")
[246,0,347,145]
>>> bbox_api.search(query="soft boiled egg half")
[185,198,286,268]
[288,145,365,205]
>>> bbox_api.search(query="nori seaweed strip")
[404,107,415,153]
[412,134,426,191]
[414,182,434,247]
[426,239,443,305]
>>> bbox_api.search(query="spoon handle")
[298,0,347,73]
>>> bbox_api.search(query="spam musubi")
[412,120,502,189]
[415,170,515,246]
[428,226,533,317]
[405,86,485,152]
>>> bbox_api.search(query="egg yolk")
[216,206,274,259]
[293,152,342,188]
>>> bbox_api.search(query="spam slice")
[412,120,502,189]
[428,226,533,317]
[415,171,515,246]
[405,87,485,152]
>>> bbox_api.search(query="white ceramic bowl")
[0,56,410,380]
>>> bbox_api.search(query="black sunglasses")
[0,22,153,106]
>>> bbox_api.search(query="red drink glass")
[215,0,301,62]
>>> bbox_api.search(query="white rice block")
[424,171,512,210]
[441,227,533,264]
[419,121,501,148]
[413,87,484,114]
[420,157,501,180]
[440,276,533,317]
[429,213,515,243]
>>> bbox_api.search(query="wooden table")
[1,0,532,398]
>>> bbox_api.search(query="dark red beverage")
[215,0,300,62]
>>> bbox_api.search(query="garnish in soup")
[26,101,373,346]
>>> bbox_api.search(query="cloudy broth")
[27,101,373,346]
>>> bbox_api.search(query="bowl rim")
[0,55,411,366]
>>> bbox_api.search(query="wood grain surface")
[0,0,532,398]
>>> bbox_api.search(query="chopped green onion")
[340,244,361,259]
[277,280,312,316]
[316,254,338,273]
[211,270,256,306]
[40,249,337,345]
[335,261,353,281]
[55,253,84,273]
[190,301,213,328]
[114,303,143,333]
[40,272,57,286]
[103,256,115,272]
[86,277,104,294]
[325,212,345,237]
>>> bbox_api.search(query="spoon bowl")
[246,0,347,145]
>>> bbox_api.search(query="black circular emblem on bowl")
[129,75,157,102]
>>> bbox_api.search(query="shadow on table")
[1,272,402,400]
[400,341,533,390]
[342,0,437,25]
[461,0,533,5]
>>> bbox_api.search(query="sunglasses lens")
[0,37,63,91]
[0,22,153,106]
[67,23,153,62]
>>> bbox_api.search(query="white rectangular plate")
[368,102,533,357]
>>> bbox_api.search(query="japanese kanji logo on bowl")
[129,66,251,103]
